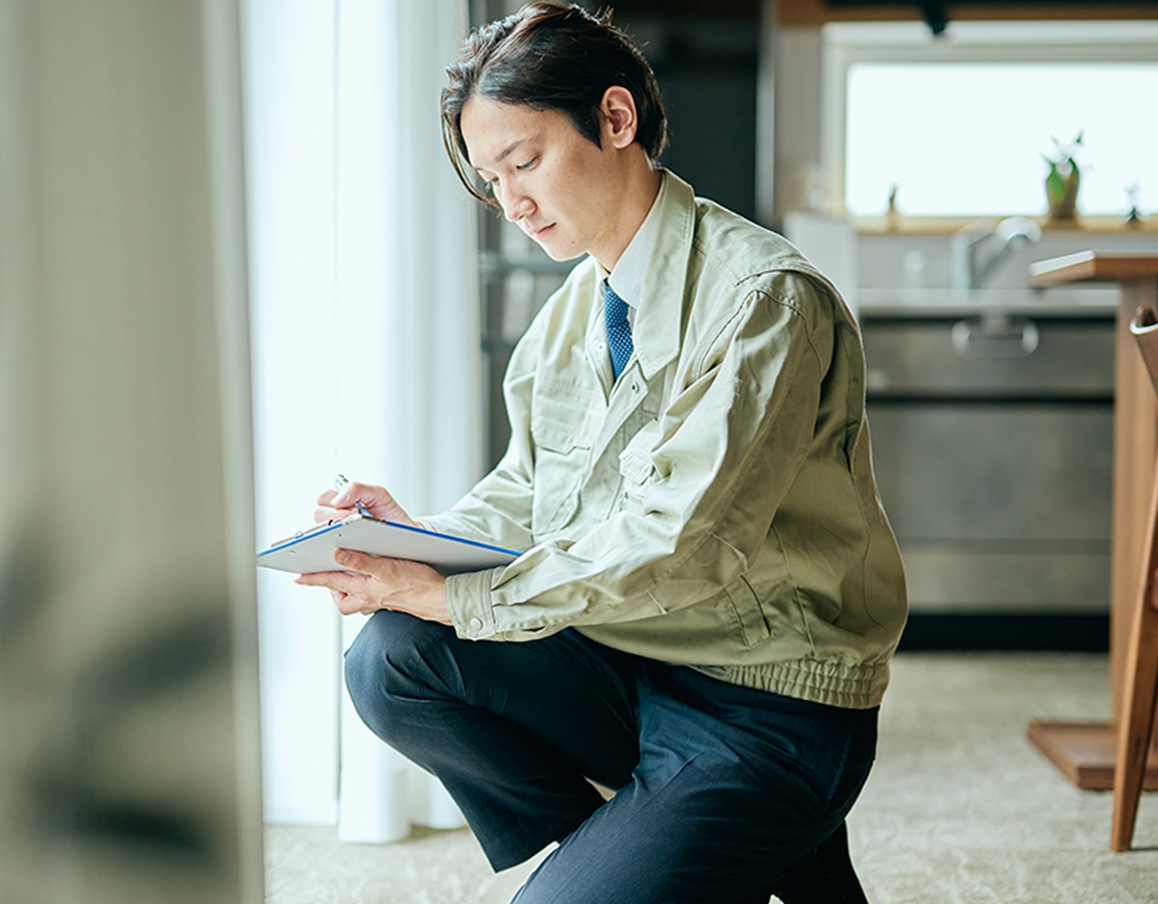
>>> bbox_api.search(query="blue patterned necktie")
[603,280,633,380]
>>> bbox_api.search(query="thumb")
[335,548,377,573]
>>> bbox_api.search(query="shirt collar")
[597,171,667,310]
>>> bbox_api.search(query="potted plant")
[1044,131,1082,223]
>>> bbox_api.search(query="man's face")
[461,95,628,268]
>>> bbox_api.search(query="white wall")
[771,25,826,224]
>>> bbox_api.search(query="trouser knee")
[343,610,458,740]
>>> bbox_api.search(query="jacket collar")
[631,169,695,380]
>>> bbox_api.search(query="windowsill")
[850,215,1158,235]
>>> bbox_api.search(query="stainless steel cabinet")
[862,311,1116,615]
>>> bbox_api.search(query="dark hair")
[441,1,668,205]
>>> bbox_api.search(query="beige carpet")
[264,653,1158,903]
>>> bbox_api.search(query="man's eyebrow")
[476,138,525,172]
[496,138,525,164]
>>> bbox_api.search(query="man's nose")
[501,187,534,223]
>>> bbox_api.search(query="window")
[824,22,1158,219]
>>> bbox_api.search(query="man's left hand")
[295,549,452,623]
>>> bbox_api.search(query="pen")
[334,473,375,519]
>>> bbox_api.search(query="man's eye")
[516,156,538,171]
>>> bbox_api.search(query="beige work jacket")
[430,172,907,709]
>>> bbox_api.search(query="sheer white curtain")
[243,0,481,841]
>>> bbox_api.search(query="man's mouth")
[531,223,555,239]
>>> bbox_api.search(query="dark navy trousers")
[343,610,878,904]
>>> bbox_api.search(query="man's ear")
[600,85,638,149]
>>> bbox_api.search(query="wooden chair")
[1112,304,1158,851]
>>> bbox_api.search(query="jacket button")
[469,617,483,631]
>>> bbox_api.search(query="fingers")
[294,549,383,589]
[295,563,371,593]
[331,480,376,509]
[297,570,373,615]
[329,549,428,583]
[313,489,343,524]
[294,550,447,622]
[331,590,366,616]
[332,548,381,575]
[295,570,352,591]
[313,505,345,524]
[326,480,416,527]
[294,570,379,617]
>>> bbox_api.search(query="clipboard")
[256,514,520,576]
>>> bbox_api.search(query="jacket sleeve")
[442,271,837,642]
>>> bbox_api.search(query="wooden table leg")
[1027,278,1158,792]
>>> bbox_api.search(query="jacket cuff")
[444,567,502,639]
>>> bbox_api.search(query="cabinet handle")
[951,317,1039,358]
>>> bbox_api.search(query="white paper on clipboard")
[256,514,520,576]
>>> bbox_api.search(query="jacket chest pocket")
[616,418,662,516]
[530,397,596,533]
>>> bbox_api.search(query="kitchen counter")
[856,286,1118,319]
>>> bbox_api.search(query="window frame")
[820,20,1158,224]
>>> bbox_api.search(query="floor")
[264,652,1158,903]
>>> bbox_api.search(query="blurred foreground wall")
[0,1,263,902]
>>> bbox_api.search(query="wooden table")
[1026,251,1158,790]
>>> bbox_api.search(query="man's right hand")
[313,480,419,529]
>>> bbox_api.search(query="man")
[297,3,907,902]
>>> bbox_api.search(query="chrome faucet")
[950,216,1043,291]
